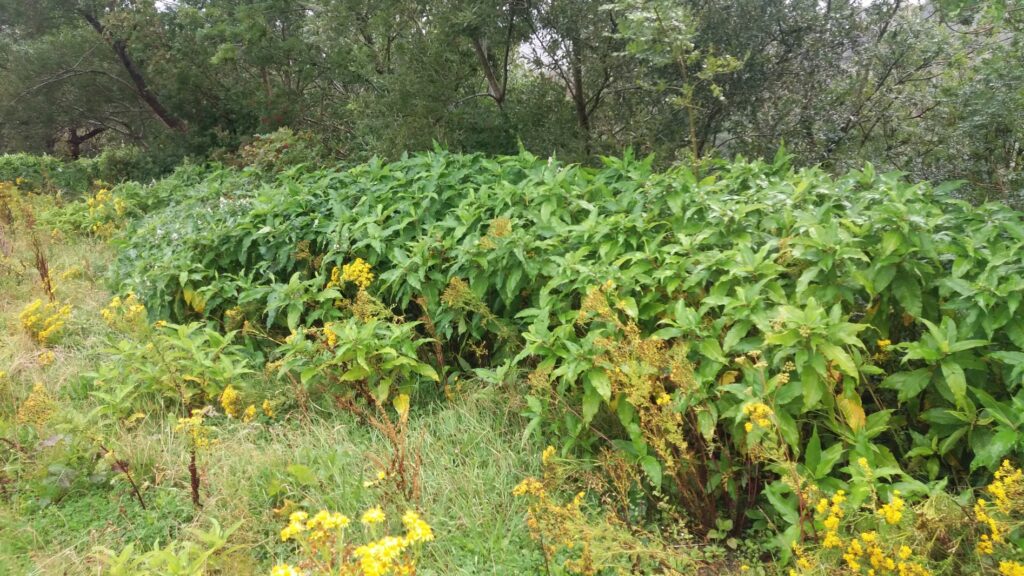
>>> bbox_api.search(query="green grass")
[0,222,539,574]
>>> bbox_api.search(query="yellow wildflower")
[340,258,374,290]
[878,491,905,525]
[220,385,240,418]
[37,350,55,366]
[742,401,774,431]
[175,409,213,450]
[402,510,434,543]
[324,322,338,349]
[353,535,408,576]
[1000,561,1024,576]
[270,565,299,576]
[16,382,56,428]
[541,445,556,465]
[361,506,386,526]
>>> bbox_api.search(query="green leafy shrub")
[0,153,99,197]
[102,149,1024,541]
[94,146,170,184]
[88,321,260,417]
[234,127,329,173]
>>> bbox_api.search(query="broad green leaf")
[880,369,932,402]
[699,338,728,364]
[893,272,922,318]
[582,383,601,424]
[971,429,1019,471]
[640,455,662,490]
[818,343,857,377]
[940,359,967,406]
[586,369,612,401]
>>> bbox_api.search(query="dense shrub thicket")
[0,154,100,197]
[96,150,1024,541]
[0,149,177,198]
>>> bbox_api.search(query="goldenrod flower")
[541,445,556,465]
[340,258,374,290]
[877,491,905,525]
[176,409,213,450]
[220,385,241,418]
[16,382,56,427]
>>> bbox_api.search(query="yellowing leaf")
[718,370,740,386]
[393,393,410,418]
[837,395,866,431]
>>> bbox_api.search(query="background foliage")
[1,0,1023,204]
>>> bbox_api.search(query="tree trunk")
[66,126,107,160]
[569,38,591,155]
[471,37,506,108]
[78,10,187,132]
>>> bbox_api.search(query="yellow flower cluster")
[100,293,146,328]
[327,265,342,289]
[815,490,847,549]
[743,401,774,433]
[878,491,905,525]
[512,448,597,575]
[479,217,512,249]
[989,459,1023,515]
[804,488,930,576]
[513,476,545,497]
[37,350,55,366]
[220,385,241,418]
[19,299,72,344]
[59,266,83,281]
[488,217,511,238]
[275,506,432,576]
[341,258,374,290]
[1000,561,1024,576]
[353,536,415,576]
[270,565,299,576]
[542,445,556,465]
[324,322,338,349]
[220,385,264,423]
[401,510,434,543]
[975,460,1023,556]
[361,506,386,525]
[85,188,124,237]
[175,409,213,450]
[280,509,351,543]
[16,382,56,428]
[224,306,245,330]
[85,188,111,210]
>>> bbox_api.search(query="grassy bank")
[0,195,539,574]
